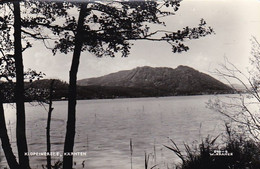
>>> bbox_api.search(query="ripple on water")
[1,95,230,169]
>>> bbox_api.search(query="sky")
[23,0,260,83]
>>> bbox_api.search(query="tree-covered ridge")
[78,66,233,95]
[1,65,234,103]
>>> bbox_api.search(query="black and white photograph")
[0,0,260,169]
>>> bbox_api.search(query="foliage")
[19,0,214,58]
[0,55,46,103]
[165,125,260,169]
[0,2,46,103]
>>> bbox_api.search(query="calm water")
[0,95,228,169]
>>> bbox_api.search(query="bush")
[165,126,260,169]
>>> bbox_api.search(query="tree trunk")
[46,80,54,169]
[0,93,20,169]
[13,2,30,169]
[63,3,87,169]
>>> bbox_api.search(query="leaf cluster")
[17,0,213,58]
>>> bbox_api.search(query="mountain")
[0,66,233,103]
[77,65,233,96]
[0,66,234,103]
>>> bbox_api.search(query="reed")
[153,138,156,164]
[144,151,157,169]
[144,151,149,169]
[130,138,133,169]
[86,134,89,151]
[164,126,260,169]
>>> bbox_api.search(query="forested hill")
[77,65,233,96]
[0,66,234,102]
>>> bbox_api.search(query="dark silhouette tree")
[0,38,45,169]
[63,4,87,169]
[46,80,54,169]
[0,1,46,168]
[0,41,45,169]
[0,2,21,168]
[2,1,214,168]
[0,98,20,169]
[0,1,69,168]
[0,53,20,169]
[31,1,213,168]
[13,2,31,168]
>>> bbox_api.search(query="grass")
[144,151,158,169]
[130,138,133,169]
[164,125,260,169]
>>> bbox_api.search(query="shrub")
[165,126,260,169]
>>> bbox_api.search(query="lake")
[0,95,228,169]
